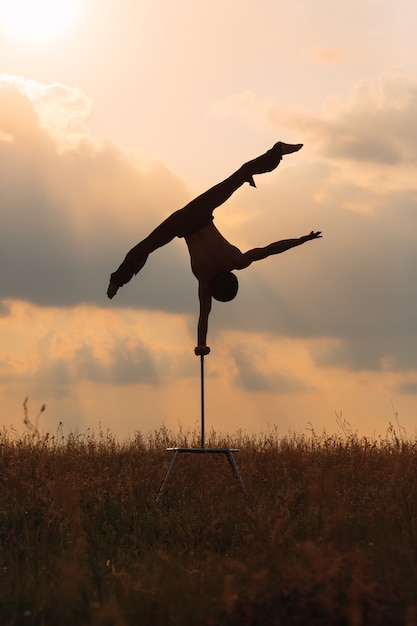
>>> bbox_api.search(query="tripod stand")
[155,354,249,503]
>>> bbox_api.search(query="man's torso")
[185,224,245,281]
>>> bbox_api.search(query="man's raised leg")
[243,141,302,186]
[107,212,181,298]
[186,141,303,212]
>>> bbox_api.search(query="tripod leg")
[155,449,180,503]
[226,451,250,503]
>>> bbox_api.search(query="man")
[107,141,321,355]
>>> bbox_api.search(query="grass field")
[1,415,417,625]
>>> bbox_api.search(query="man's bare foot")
[245,141,304,183]
[107,281,119,299]
[276,141,303,155]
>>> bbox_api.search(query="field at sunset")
[1,4,417,620]
[1,420,417,625]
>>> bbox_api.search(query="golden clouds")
[0,74,92,145]
[1,68,417,438]
[0,74,191,308]
[0,302,194,424]
[211,67,417,169]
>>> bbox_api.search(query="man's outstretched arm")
[238,231,322,268]
[194,281,212,356]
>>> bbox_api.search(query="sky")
[1,0,417,440]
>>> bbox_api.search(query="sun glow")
[0,0,80,43]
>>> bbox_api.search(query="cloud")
[203,163,417,372]
[208,70,417,372]
[0,75,192,311]
[281,67,417,164]
[396,380,417,395]
[212,67,417,165]
[0,302,11,317]
[0,73,93,143]
[0,303,193,400]
[231,345,311,393]
[74,343,159,386]
[36,342,160,389]
[2,73,417,379]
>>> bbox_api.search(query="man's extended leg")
[244,141,302,186]
[107,141,302,297]
[108,211,183,295]
[183,141,302,217]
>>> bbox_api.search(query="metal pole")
[200,354,205,449]
[155,352,251,504]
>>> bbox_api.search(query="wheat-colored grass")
[1,416,417,625]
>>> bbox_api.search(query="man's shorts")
[173,203,214,239]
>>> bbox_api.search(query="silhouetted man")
[107,142,321,355]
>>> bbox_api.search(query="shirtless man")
[107,142,321,355]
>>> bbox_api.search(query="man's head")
[211,272,239,302]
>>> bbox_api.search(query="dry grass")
[1,417,417,625]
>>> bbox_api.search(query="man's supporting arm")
[195,281,212,356]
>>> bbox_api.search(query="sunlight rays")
[0,0,80,43]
